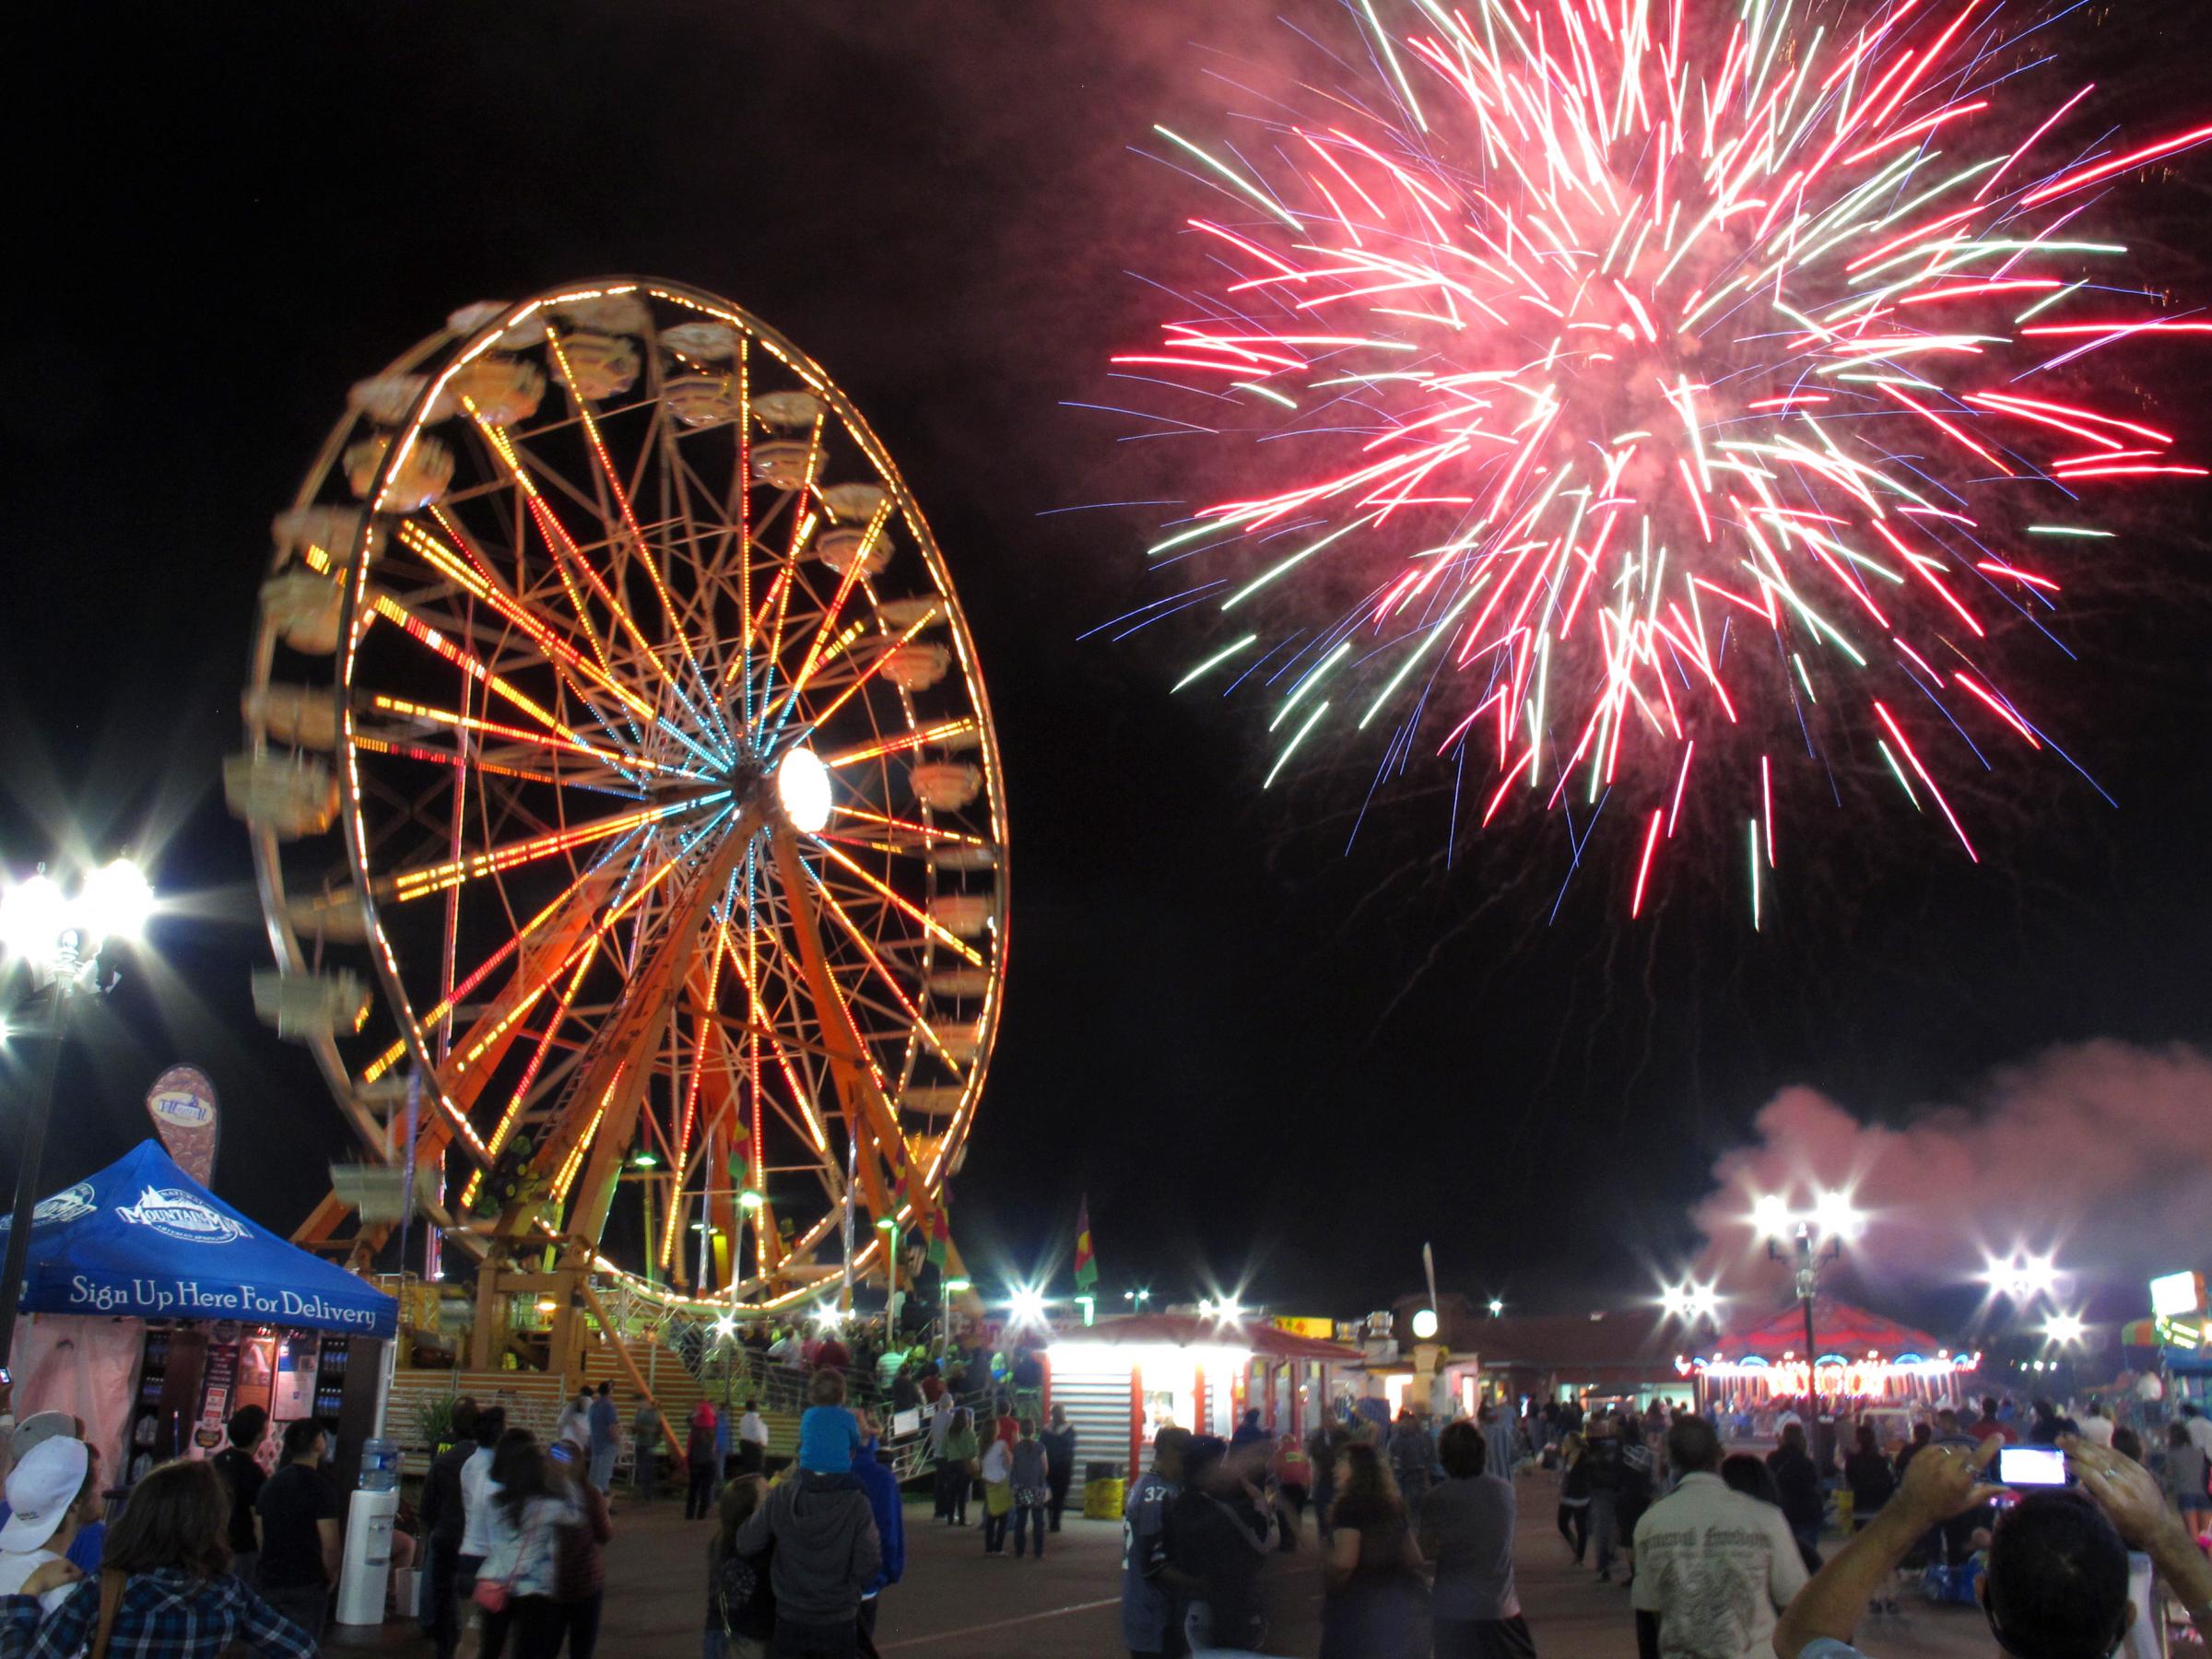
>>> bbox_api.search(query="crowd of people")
[1116,1390,2212,1658]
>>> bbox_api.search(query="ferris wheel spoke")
[767,830,911,1228]
[547,332,737,757]
[376,799,714,905]
[365,695,702,788]
[717,924,830,1157]
[806,835,985,967]
[411,510,671,740]
[819,719,980,771]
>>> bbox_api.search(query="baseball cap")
[8,1413,80,1468]
[1,1438,89,1553]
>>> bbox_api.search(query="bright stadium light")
[1008,1286,1049,1328]
[2045,1312,2087,1348]
[1811,1190,1863,1241]
[1750,1194,1792,1238]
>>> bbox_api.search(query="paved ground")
[335,1472,1999,1656]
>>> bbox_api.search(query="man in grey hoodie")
[734,1465,882,1658]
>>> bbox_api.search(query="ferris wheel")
[231,278,1007,1314]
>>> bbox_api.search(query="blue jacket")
[851,1438,904,1594]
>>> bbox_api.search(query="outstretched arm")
[2065,1435,2212,1632]
[1775,1437,2002,1657]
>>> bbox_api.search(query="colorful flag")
[927,1199,949,1267]
[1074,1196,1098,1292]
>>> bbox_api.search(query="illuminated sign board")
[2149,1271,2206,1318]
[1271,1315,1336,1341]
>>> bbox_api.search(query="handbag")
[471,1510,545,1613]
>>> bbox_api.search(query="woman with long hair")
[703,1475,774,1659]
[0,1459,315,1657]
[476,1430,577,1659]
[1320,1440,1424,1658]
[938,1408,979,1528]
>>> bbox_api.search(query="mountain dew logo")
[114,1187,244,1244]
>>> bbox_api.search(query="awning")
[1,1140,395,1339]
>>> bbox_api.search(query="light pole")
[0,859,156,1367]
[1753,1191,1860,1417]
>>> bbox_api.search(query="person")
[813,1329,849,1376]
[458,1406,506,1615]
[1478,1404,1517,1486]
[0,1416,103,1578]
[937,1408,978,1528]
[1310,1421,1343,1546]
[630,1394,661,1500]
[1123,1427,1189,1659]
[1617,1411,1656,1588]
[419,1395,482,1659]
[1890,1421,1932,1481]
[739,1400,771,1465]
[1841,1422,1896,1532]
[255,1417,343,1640]
[1272,1431,1312,1551]
[1968,1394,2014,1445]
[1230,1409,1269,1456]
[1584,1418,1625,1582]
[979,1432,1013,1556]
[1557,1430,1591,1563]
[1166,1435,1273,1653]
[1419,1419,1533,1658]
[1320,1438,1423,1658]
[0,1459,315,1657]
[1390,1409,1435,1512]
[2077,1401,2116,1448]
[545,1437,610,1659]
[1774,1433,2212,1659]
[557,1386,594,1453]
[0,1437,100,1612]
[849,1426,903,1643]
[214,1405,271,1588]
[1631,1415,1807,1659]
[586,1382,621,1498]
[1766,1421,1826,1569]
[2164,1419,2211,1538]
[798,1371,861,1477]
[993,1398,1019,1453]
[732,1433,880,1659]
[1041,1405,1078,1534]
[2183,1402,2212,1456]
[1009,1418,1051,1561]
[1720,1451,1785,1505]
[477,1430,577,1659]
[688,1400,722,1521]
[707,1475,775,1659]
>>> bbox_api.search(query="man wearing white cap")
[0,1438,100,1610]
[0,1415,104,1575]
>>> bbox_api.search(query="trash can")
[1083,1477,1125,1520]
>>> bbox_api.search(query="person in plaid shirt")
[0,1460,312,1659]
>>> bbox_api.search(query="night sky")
[6,1,2207,1335]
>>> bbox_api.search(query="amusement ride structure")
[229,278,1006,1370]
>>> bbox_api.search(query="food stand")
[3,1140,397,1491]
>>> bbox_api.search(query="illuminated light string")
[1107,0,2206,918]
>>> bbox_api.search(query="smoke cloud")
[1694,1041,2212,1295]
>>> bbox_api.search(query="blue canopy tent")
[3,1139,395,1339]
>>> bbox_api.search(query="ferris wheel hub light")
[775,747,832,833]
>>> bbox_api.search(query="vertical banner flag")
[927,1190,949,1268]
[144,1065,220,1186]
[1074,1195,1098,1293]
